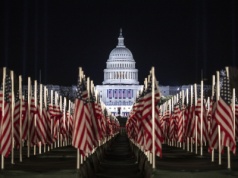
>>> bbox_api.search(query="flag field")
[0,139,237,178]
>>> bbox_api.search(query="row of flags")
[71,67,120,169]
[1,65,237,169]
[0,67,120,170]
[126,66,237,168]
[72,72,120,156]
[126,68,163,158]
[0,68,75,162]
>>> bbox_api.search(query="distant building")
[96,29,143,116]
[33,83,211,107]
[33,31,211,112]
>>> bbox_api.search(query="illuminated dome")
[103,29,139,85]
[109,48,133,61]
[108,31,134,61]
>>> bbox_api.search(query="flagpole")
[44,86,48,152]
[182,90,185,150]
[200,80,204,156]
[174,95,177,146]
[151,67,155,169]
[1,67,6,169]
[68,100,71,145]
[19,75,23,162]
[211,75,215,162]
[39,84,43,154]
[10,71,15,164]
[86,76,90,160]
[34,80,37,155]
[171,96,174,146]
[169,99,171,145]
[76,67,82,170]
[186,88,189,151]
[207,96,210,142]
[53,92,56,149]
[225,66,231,169]
[27,77,31,158]
[194,83,198,154]
[63,97,66,146]
[190,85,193,153]
[216,71,221,165]
[56,92,60,148]
[144,78,149,161]
[178,93,181,148]
[232,88,235,144]
[50,90,54,149]
[59,95,62,147]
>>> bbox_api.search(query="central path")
[96,133,144,178]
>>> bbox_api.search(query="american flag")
[29,96,38,146]
[141,76,163,157]
[214,71,236,154]
[235,97,238,141]
[34,85,47,144]
[184,90,196,140]
[162,106,171,141]
[42,107,52,145]
[134,96,144,146]
[21,91,28,141]
[208,95,219,152]
[13,91,21,147]
[72,77,94,155]
[173,102,183,142]
[126,101,140,142]
[60,116,67,141]
[36,105,47,144]
[91,92,104,142]
[0,74,12,157]
[169,109,176,140]
[40,92,52,145]
[195,96,209,145]
[66,110,73,139]
[48,93,62,143]
[0,90,3,110]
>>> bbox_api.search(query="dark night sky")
[0,0,237,86]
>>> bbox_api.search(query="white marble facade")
[96,29,143,116]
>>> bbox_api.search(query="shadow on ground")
[0,135,237,178]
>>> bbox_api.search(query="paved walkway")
[95,133,144,178]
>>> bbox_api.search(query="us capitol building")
[96,29,143,116]
[45,30,211,117]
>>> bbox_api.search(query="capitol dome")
[108,29,134,62]
[103,29,139,85]
[109,47,134,61]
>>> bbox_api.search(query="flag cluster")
[0,68,75,159]
[126,66,237,164]
[126,72,163,157]
[72,74,120,156]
